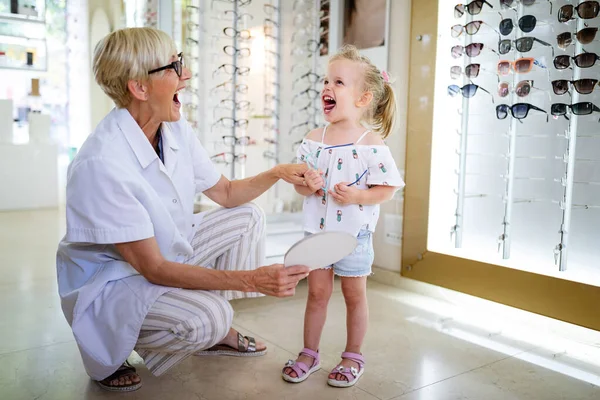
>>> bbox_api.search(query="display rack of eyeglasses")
[262,1,281,178]
[445,0,600,272]
[288,0,326,146]
[205,0,253,180]
[182,2,203,135]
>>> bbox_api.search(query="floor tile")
[394,354,600,400]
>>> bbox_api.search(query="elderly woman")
[56,27,310,392]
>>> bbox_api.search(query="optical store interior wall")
[430,0,600,285]
[0,0,411,272]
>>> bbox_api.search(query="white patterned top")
[296,127,404,236]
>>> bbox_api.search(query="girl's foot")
[282,348,321,383]
[327,352,365,388]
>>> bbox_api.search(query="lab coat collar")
[115,108,179,170]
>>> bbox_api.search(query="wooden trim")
[402,0,600,332]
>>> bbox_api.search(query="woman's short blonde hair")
[93,27,177,108]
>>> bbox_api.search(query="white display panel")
[429,0,600,286]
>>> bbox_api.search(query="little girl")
[282,45,404,387]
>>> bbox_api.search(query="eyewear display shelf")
[429,0,600,284]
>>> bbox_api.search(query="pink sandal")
[281,348,321,383]
[327,352,365,388]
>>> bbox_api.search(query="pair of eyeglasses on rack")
[557,28,599,50]
[292,88,320,105]
[551,102,600,121]
[289,121,318,135]
[496,103,548,121]
[497,57,546,75]
[216,99,251,111]
[263,3,278,15]
[498,37,554,57]
[211,0,252,10]
[500,0,553,14]
[499,15,544,36]
[450,63,497,80]
[558,1,599,23]
[292,72,322,89]
[447,84,494,103]
[451,43,494,58]
[451,20,499,38]
[497,80,542,98]
[223,27,252,39]
[454,1,493,18]
[212,9,253,22]
[554,51,600,69]
[551,79,599,95]
[213,64,250,78]
[210,152,247,164]
[222,135,252,146]
[263,151,278,161]
[211,117,249,130]
[223,45,251,57]
[211,80,249,94]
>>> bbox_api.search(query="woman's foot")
[219,328,267,352]
[96,361,142,392]
[195,328,267,356]
[282,348,321,383]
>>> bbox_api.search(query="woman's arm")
[203,164,308,208]
[115,237,310,297]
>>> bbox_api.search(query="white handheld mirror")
[284,231,358,270]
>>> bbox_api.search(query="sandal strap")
[236,332,257,352]
[341,351,365,366]
[283,360,309,377]
[299,347,319,361]
[101,363,137,383]
[330,365,360,381]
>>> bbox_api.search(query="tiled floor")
[1,209,599,399]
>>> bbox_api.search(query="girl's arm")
[329,183,397,205]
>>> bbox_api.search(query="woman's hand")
[304,169,324,193]
[328,183,362,205]
[250,264,310,297]
[275,164,309,186]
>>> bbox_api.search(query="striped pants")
[134,203,265,376]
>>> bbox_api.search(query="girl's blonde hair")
[93,27,177,108]
[329,44,397,139]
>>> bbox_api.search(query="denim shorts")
[305,229,374,277]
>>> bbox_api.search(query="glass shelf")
[0,12,45,24]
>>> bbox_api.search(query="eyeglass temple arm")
[483,1,494,9]
[477,86,495,103]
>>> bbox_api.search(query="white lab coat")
[56,108,221,380]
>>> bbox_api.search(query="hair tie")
[381,70,390,83]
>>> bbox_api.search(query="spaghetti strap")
[321,126,328,144]
[355,130,371,145]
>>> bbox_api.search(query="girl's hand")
[304,169,324,193]
[328,183,361,205]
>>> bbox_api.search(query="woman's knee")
[239,203,265,232]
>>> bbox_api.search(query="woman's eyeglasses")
[499,15,538,36]
[557,28,598,50]
[498,36,553,57]
[554,52,600,69]
[496,103,548,121]
[210,152,247,165]
[558,1,599,23]
[451,43,491,58]
[148,53,184,77]
[454,1,493,18]
[551,79,599,95]
[498,80,539,98]
[451,20,498,37]
[497,58,546,75]
[447,84,494,102]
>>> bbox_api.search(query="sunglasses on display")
[499,15,539,36]
[451,20,499,38]
[451,43,489,58]
[496,103,548,121]
[454,1,494,18]
[498,36,554,57]
[497,80,540,98]
[447,84,494,102]
[500,0,552,11]
[450,63,482,79]
[558,1,599,23]
[554,52,600,69]
[557,28,599,50]
[551,79,599,95]
[497,58,547,75]
[551,102,600,121]
[148,52,184,77]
